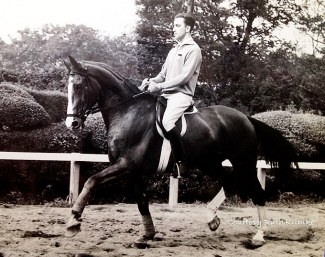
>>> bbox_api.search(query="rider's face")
[173,17,190,42]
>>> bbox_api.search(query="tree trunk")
[241,10,257,50]
[186,0,194,14]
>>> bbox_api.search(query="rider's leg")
[162,92,193,176]
[166,127,188,176]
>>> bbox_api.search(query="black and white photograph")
[0,0,324,256]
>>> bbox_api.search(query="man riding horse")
[63,13,297,248]
[139,13,202,177]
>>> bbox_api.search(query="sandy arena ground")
[0,202,324,257]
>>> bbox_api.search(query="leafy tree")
[296,0,325,55]
[135,0,310,113]
[0,24,139,90]
[292,54,325,113]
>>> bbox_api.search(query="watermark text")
[226,218,314,227]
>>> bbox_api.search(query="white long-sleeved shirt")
[155,37,202,96]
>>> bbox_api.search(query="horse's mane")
[83,61,141,94]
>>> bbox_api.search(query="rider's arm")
[159,48,201,90]
[150,73,165,83]
[139,70,165,92]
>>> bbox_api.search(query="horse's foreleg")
[65,186,91,237]
[133,214,155,248]
[133,182,155,248]
[65,159,129,237]
[141,214,155,239]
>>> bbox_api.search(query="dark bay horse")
[64,56,296,246]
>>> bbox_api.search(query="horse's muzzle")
[66,116,83,130]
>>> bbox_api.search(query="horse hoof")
[65,223,81,237]
[65,216,81,237]
[242,239,265,249]
[133,237,149,249]
[208,215,220,231]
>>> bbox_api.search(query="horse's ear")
[61,56,71,71]
[68,55,87,74]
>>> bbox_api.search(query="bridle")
[67,70,100,122]
[67,68,150,123]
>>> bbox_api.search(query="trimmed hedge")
[253,111,325,161]
[0,83,69,130]
[0,83,53,131]
[26,88,68,123]
[0,83,35,100]
[0,68,65,91]
[0,96,51,131]
[0,122,81,152]
[83,113,108,153]
[0,123,82,199]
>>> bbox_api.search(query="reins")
[88,91,150,115]
[69,69,150,119]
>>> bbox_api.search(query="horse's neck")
[100,95,156,131]
[87,62,139,106]
[88,63,144,127]
[98,75,139,108]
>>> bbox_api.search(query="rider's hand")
[139,78,150,92]
[148,81,162,94]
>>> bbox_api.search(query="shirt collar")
[176,37,196,47]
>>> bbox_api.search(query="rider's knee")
[162,118,174,132]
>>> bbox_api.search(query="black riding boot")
[166,127,188,177]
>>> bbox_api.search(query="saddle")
[155,95,197,172]
[156,96,197,138]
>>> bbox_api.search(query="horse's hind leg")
[201,162,226,231]
[249,175,267,243]
[234,159,267,244]
[133,180,155,248]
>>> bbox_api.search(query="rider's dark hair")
[175,13,196,31]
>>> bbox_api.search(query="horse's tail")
[248,117,298,173]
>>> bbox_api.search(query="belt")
[162,90,193,97]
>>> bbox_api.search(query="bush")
[84,114,108,152]
[0,96,51,131]
[0,123,82,199]
[0,122,81,152]
[0,83,54,131]
[0,83,68,123]
[0,68,65,91]
[252,111,325,201]
[0,83,35,100]
[26,88,68,123]
[253,111,325,161]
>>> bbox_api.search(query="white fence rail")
[0,151,324,206]
[0,152,109,204]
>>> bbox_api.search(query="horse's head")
[64,56,101,130]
